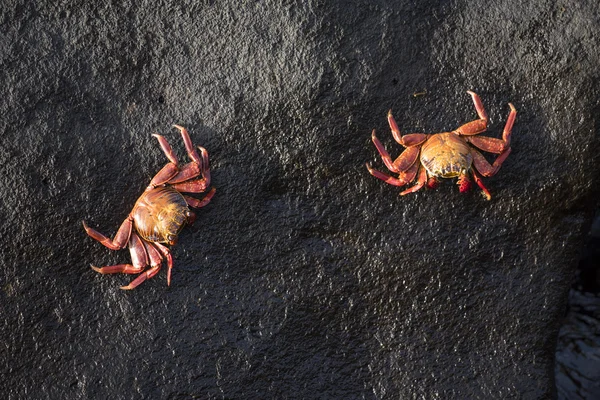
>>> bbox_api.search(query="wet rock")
[1,0,599,398]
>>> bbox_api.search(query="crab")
[82,125,216,290]
[366,91,516,200]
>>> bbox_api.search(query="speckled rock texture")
[1,1,599,398]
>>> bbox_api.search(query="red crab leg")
[463,102,516,153]
[119,236,166,290]
[121,265,161,290]
[171,177,210,193]
[152,134,179,166]
[454,91,489,136]
[471,147,512,177]
[387,111,428,147]
[91,264,143,274]
[169,162,201,184]
[371,130,420,173]
[90,232,147,275]
[465,136,507,153]
[168,149,210,187]
[173,125,202,165]
[467,91,489,122]
[501,103,517,145]
[184,187,216,208]
[471,169,492,200]
[144,240,163,267]
[366,161,419,187]
[82,217,133,251]
[197,146,211,187]
[153,242,173,286]
[371,130,399,173]
[400,164,428,196]
[119,240,165,290]
[148,162,179,189]
[394,146,420,171]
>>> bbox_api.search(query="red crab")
[82,125,216,290]
[366,91,516,200]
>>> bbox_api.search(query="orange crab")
[82,125,216,290]
[366,91,516,200]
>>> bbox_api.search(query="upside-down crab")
[82,125,216,290]
[366,91,516,200]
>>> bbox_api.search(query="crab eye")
[167,234,177,246]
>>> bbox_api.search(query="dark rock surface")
[555,213,600,400]
[1,0,599,398]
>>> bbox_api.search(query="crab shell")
[420,132,473,179]
[132,186,192,246]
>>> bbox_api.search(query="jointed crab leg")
[400,164,428,195]
[387,111,428,147]
[82,217,133,251]
[121,265,161,290]
[467,90,489,122]
[173,125,203,165]
[366,161,419,187]
[371,130,421,173]
[462,101,516,154]
[454,91,489,136]
[471,169,492,200]
[144,240,163,267]
[148,163,179,188]
[153,242,173,286]
[184,187,217,208]
[91,233,148,276]
[471,147,512,177]
[502,103,517,144]
[169,162,200,183]
[393,146,420,171]
[153,134,179,166]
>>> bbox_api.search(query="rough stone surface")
[1,0,599,398]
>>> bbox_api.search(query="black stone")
[1,1,599,398]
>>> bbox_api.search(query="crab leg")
[501,103,517,144]
[118,240,168,290]
[91,232,147,275]
[148,163,179,189]
[121,265,161,290]
[471,147,512,177]
[471,169,492,200]
[169,162,201,184]
[465,102,516,153]
[400,164,428,195]
[371,130,400,173]
[394,146,420,171]
[454,91,489,136]
[171,178,210,193]
[153,242,174,286]
[465,136,507,153]
[371,130,420,173]
[173,125,203,165]
[467,91,489,122]
[184,187,216,208]
[366,161,419,187]
[82,217,133,251]
[196,146,211,187]
[387,111,428,147]
[168,149,211,187]
[153,134,179,166]
[144,240,163,267]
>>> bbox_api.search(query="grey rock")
[1,0,599,398]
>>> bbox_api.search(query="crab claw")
[426,177,439,189]
[458,175,472,193]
